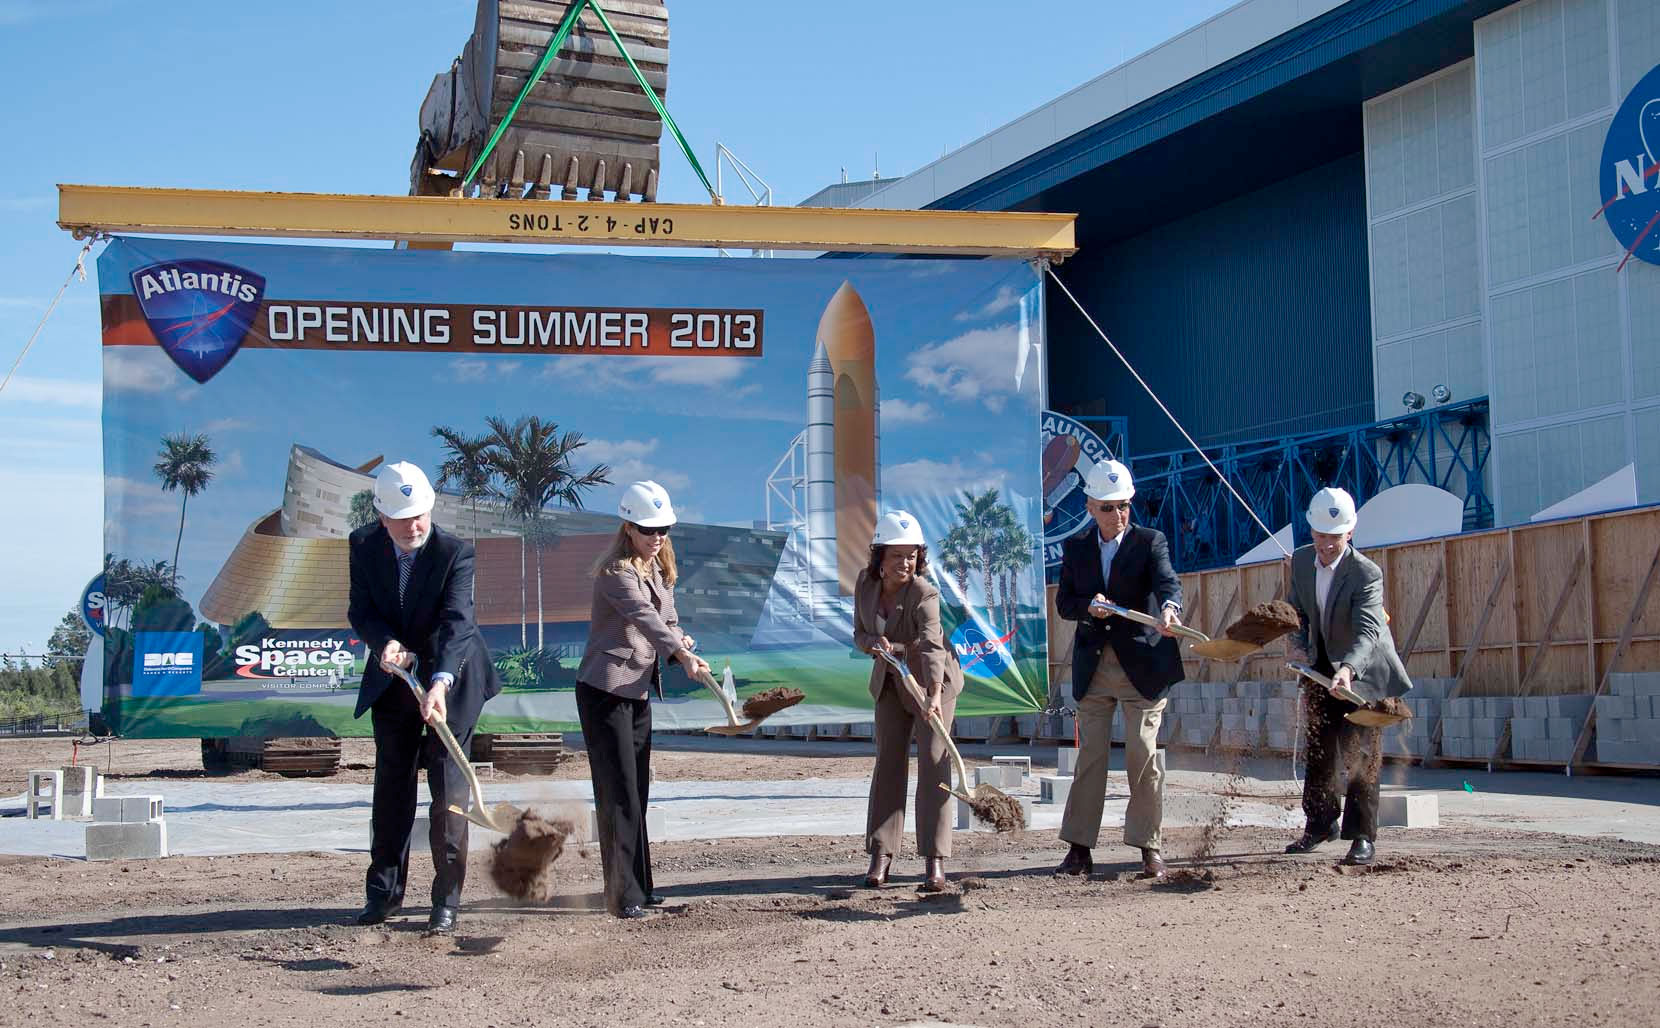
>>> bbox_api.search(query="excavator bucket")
[412,0,667,201]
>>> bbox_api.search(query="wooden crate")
[220,736,342,776]
[473,732,566,773]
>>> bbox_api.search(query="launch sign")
[97,238,1050,737]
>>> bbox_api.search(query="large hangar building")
[851,0,1659,566]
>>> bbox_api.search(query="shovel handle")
[1094,600,1210,643]
[1285,661,1368,707]
[693,666,741,727]
[387,660,501,830]
[876,649,970,794]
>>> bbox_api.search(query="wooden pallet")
[473,732,566,773]
[218,736,342,776]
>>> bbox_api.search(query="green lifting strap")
[460,0,719,202]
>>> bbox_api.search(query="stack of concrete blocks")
[1509,694,1593,763]
[86,795,167,861]
[1171,681,1227,748]
[1594,672,1660,765]
[1381,678,1451,760]
[58,765,101,818]
[847,721,874,739]
[1439,696,1512,759]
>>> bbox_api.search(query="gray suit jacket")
[1288,544,1413,703]
[850,570,964,709]
[575,560,688,700]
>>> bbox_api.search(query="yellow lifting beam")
[57,185,1077,259]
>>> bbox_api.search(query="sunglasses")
[1093,502,1131,513]
[631,524,671,537]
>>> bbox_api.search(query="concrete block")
[1056,747,1078,776]
[1628,673,1660,698]
[953,717,995,740]
[955,796,971,830]
[85,820,168,860]
[1014,715,1039,739]
[92,795,164,823]
[786,723,812,738]
[1039,775,1072,805]
[1521,697,1549,719]
[1511,718,1546,741]
[992,755,1031,781]
[847,722,874,739]
[1595,694,1636,721]
[974,765,1020,789]
[1546,696,1593,720]
[1545,717,1577,738]
[26,769,63,820]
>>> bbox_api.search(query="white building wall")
[1474,0,1660,523]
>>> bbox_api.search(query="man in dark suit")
[1053,460,1185,880]
[1285,487,1412,866]
[348,460,500,934]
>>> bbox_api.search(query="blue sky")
[0,0,1238,650]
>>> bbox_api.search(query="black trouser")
[1301,649,1381,842]
[366,683,473,910]
[576,682,654,912]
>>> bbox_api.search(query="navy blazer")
[1056,523,1185,702]
[347,522,501,724]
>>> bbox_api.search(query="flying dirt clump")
[1226,600,1301,646]
[966,784,1026,832]
[490,811,577,901]
[743,687,805,720]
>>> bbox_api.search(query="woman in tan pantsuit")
[851,510,964,892]
[574,480,711,919]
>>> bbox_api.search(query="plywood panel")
[1590,510,1660,639]
[1445,532,1513,649]
[1511,521,1588,643]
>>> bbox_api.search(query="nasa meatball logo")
[131,260,266,383]
[1039,410,1116,573]
[1597,62,1660,268]
[951,621,1015,677]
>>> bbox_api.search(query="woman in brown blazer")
[574,480,711,919]
[852,510,964,892]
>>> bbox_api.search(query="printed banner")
[97,238,1050,738]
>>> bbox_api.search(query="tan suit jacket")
[851,570,964,709]
[575,560,687,700]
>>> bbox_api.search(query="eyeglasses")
[631,524,671,537]
[1094,502,1131,513]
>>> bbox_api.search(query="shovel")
[386,660,522,833]
[691,665,763,736]
[1285,662,1411,727]
[1093,599,1273,662]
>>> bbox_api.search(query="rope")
[0,236,99,399]
[1044,264,1292,559]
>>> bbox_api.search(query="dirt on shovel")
[1226,600,1301,646]
[742,687,805,720]
[966,784,1026,832]
[490,811,578,901]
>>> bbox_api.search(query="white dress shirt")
[1314,544,1348,630]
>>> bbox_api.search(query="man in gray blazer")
[1285,487,1413,866]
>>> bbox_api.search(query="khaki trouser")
[1060,648,1166,851]
[866,676,959,858]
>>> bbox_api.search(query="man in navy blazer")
[348,461,500,935]
[1053,460,1185,880]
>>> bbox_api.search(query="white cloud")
[880,397,934,425]
[883,456,1006,497]
[446,357,519,384]
[903,325,1027,413]
[540,355,751,391]
[583,436,691,493]
[103,346,188,395]
[106,475,177,518]
[954,285,1024,322]
[198,417,253,435]
[0,1,123,26]
[1,375,100,408]
[0,295,47,308]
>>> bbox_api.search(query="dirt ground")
[3,738,1659,1028]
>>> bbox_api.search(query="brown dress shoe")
[922,856,947,892]
[862,852,892,888]
[1054,843,1093,876]
[1139,848,1168,879]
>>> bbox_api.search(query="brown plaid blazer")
[575,560,687,700]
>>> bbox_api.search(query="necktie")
[397,550,415,606]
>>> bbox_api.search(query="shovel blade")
[704,719,762,736]
[1345,709,1409,728]
[1189,638,1262,661]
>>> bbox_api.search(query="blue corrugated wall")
[1046,152,1374,455]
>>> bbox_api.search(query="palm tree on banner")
[936,524,976,604]
[953,488,1008,608]
[484,416,611,650]
[347,490,378,530]
[152,433,216,588]
[432,426,496,594]
[991,520,1035,632]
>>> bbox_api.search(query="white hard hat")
[617,480,676,528]
[1082,459,1135,502]
[871,510,925,547]
[1307,486,1357,535]
[373,461,435,519]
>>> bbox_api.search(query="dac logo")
[1039,410,1116,575]
[950,621,1016,677]
[131,259,266,383]
[132,630,203,697]
[1597,62,1660,269]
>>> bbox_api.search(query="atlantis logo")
[131,259,266,383]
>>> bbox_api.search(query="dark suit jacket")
[347,523,501,724]
[1287,544,1412,703]
[850,570,964,709]
[1057,524,1185,702]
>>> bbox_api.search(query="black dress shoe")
[1054,843,1093,877]
[615,905,648,919]
[425,906,457,935]
[1341,839,1375,866]
[1285,826,1340,854]
[355,899,402,926]
[644,894,667,907]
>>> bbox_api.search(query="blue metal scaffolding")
[1128,397,1492,572]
